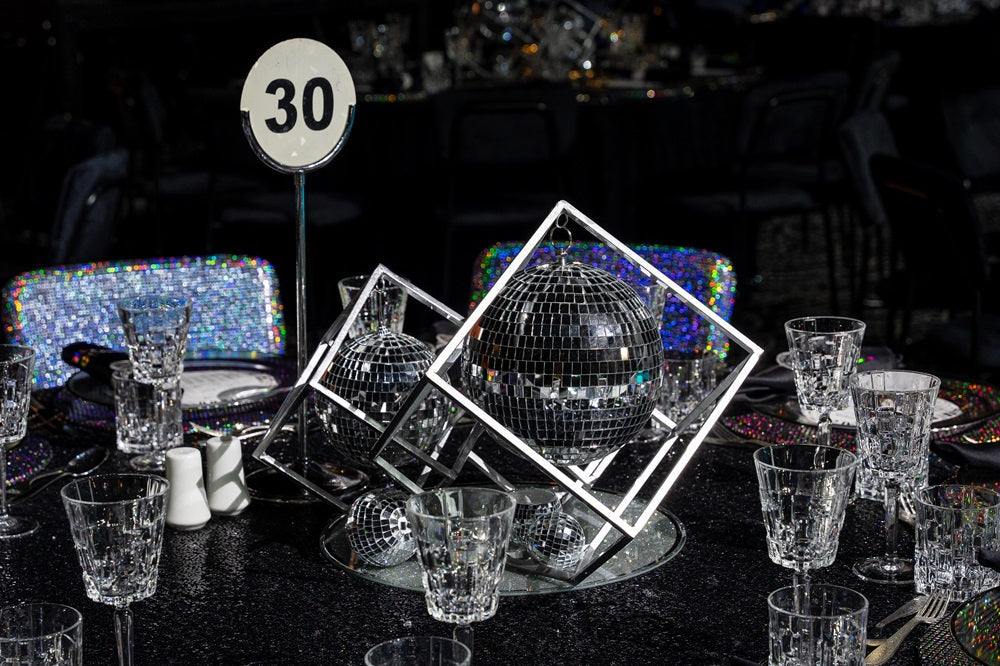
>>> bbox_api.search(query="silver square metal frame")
[250,264,467,509]
[372,200,763,582]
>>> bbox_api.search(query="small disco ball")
[317,328,450,468]
[511,488,561,547]
[526,512,587,571]
[345,489,415,567]
[462,261,663,465]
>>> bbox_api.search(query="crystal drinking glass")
[915,484,1000,601]
[116,295,192,385]
[851,369,940,584]
[767,584,868,666]
[657,350,719,434]
[629,281,668,445]
[338,274,408,339]
[61,474,169,666]
[784,317,866,448]
[111,361,183,472]
[754,444,858,590]
[0,345,37,539]
[405,487,516,656]
[116,296,191,471]
[0,602,83,665]
[364,636,472,666]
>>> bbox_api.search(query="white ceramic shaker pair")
[165,435,251,530]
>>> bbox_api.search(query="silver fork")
[876,595,926,629]
[866,591,952,665]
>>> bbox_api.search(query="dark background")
[2,1,999,361]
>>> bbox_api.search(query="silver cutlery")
[866,591,952,665]
[898,492,917,527]
[876,595,927,629]
[189,422,292,440]
[10,446,109,504]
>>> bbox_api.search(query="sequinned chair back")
[2,255,285,388]
[469,242,736,358]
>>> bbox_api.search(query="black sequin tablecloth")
[1,394,988,665]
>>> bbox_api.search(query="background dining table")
[1,360,994,666]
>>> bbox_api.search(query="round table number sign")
[240,38,356,173]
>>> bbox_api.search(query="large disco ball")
[461,261,663,465]
[317,328,449,467]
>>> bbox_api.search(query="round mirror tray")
[320,486,685,596]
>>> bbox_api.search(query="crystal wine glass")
[851,369,940,584]
[405,487,516,656]
[61,474,169,666]
[0,345,37,539]
[754,444,858,593]
[628,280,668,445]
[784,317,866,448]
[116,295,192,385]
[337,274,408,339]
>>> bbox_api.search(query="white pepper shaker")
[205,435,251,516]
[165,447,211,531]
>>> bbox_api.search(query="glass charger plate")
[320,487,685,596]
[752,395,963,431]
[729,379,1000,449]
[950,587,1000,665]
[53,357,295,434]
[921,617,980,665]
[4,435,52,490]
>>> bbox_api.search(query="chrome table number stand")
[240,38,359,500]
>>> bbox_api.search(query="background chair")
[667,69,851,312]
[849,50,901,115]
[2,116,123,283]
[837,110,899,314]
[48,148,130,265]
[940,83,1000,196]
[468,241,737,358]
[2,255,285,388]
[432,86,579,310]
[870,153,997,372]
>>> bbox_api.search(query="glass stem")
[114,605,134,666]
[816,411,832,448]
[0,442,8,521]
[883,482,901,564]
[792,568,811,614]
[453,623,474,660]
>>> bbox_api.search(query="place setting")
[722,314,1000,665]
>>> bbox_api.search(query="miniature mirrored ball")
[510,488,561,548]
[345,489,416,567]
[317,328,450,467]
[526,512,587,570]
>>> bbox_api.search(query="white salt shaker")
[205,435,251,516]
[165,447,211,531]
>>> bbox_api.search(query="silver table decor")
[251,266,467,510]
[525,512,588,571]
[316,328,450,468]
[345,488,416,567]
[370,200,763,584]
[461,260,664,466]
